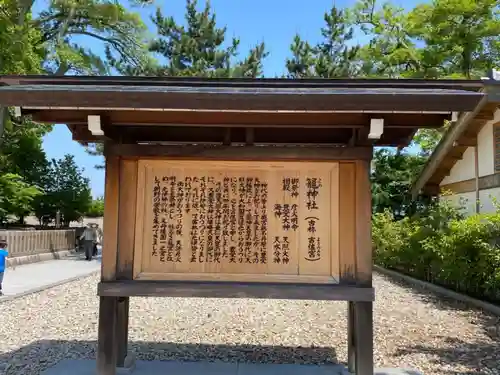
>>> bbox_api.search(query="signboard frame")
[132,159,341,284]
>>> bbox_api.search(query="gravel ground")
[0,273,499,375]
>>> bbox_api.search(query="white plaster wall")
[442,191,476,216]
[441,108,500,185]
[479,187,500,213]
[443,187,500,215]
[477,120,495,177]
[441,147,475,184]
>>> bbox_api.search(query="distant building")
[411,71,500,214]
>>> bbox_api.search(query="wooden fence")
[0,229,76,258]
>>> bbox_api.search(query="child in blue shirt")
[0,237,8,296]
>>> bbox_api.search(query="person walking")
[79,224,97,261]
[92,224,103,257]
[0,237,9,296]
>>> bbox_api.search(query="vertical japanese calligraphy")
[304,216,321,261]
[306,177,322,210]
[152,177,160,257]
[142,162,336,279]
[304,176,323,262]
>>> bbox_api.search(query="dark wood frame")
[98,280,374,300]
[95,146,376,375]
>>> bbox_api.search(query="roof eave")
[0,74,487,91]
[410,92,491,198]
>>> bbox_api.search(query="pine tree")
[286,6,360,78]
[116,0,268,77]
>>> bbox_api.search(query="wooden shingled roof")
[0,75,488,148]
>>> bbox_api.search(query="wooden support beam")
[223,127,231,145]
[97,280,375,301]
[355,126,370,146]
[422,183,440,196]
[440,172,500,195]
[348,160,374,375]
[97,150,121,375]
[116,159,138,281]
[454,137,477,147]
[114,158,138,367]
[101,152,120,281]
[355,160,373,287]
[115,298,130,368]
[338,163,356,283]
[96,296,118,375]
[475,110,495,121]
[245,127,255,145]
[353,301,374,375]
[106,144,374,161]
[347,301,356,373]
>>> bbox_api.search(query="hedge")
[372,199,500,303]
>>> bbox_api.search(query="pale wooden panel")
[133,162,147,278]
[330,164,340,281]
[101,155,121,281]
[355,160,372,286]
[117,159,138,280]
[297,167,332,276]
[136,273,337,284]
[135,160,340,283]
[338,162,356,283]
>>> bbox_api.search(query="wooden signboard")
[133,160,340,284]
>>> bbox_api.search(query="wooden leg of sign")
[347,301,356,373]
[354,301,374,375]
[115,297,130,367]
[97,296,118,375]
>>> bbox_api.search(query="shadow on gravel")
[392,336,499,375]
[376,273,500,338]
[0,339,340,375]
[377,273,500,374]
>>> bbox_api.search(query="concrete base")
[7,249,76,268]
[40,359,423,375]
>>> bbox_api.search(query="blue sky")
[39,0,423,197]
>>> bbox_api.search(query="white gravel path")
[0,273,498,375]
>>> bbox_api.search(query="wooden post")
[115,159,138,367]
[347,301,356,373]
[97,296,119,375]
[338,162,362,373]
[97,154,121,375]
[352,160,374,375]
[353,301,373,375]
[115,297,130,367]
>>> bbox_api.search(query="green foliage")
[411,122,450,157]
[371,149,427,218]
[146,0,268,78]
[286,6,360,78]
[86,0,269,160]
[0,0,44,75]
[0,173,43,223]
[409,0,500,79]
[1,0,153,215]
[0,114,52,183]
[373,200,500,302]
[348,0,422,78]
[84,143,105,169]
[34,0,153,75]
[285,0,499,160]
[86,196,105,217]
[33,155,92,226]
